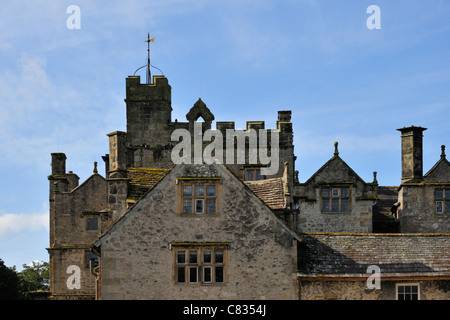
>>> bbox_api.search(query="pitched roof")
[70,172,106,194]
[302,154,367,185]
[94,163,302,249]
[126,167,171,203]
[244,178,285,210]
[298,233,450,279]
[423,155,450,182]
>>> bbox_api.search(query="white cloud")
[0,212,49,239]
[26,260,46,268]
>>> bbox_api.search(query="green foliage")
[0,259,49,300]
[17,261,49,299]
[0,259,21,300]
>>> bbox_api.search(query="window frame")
[86,217,99,231]
[173,245,227,285]
[177,178,221,216]
[396,283,420,300]
[320,185,351,213]
[244,168,265,181]
[435,188,450,214]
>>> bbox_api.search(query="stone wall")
[117,75,296,181]
[297,188,374,233]
[48,166,107,299]
[98,164,299,300]
[48,248,97,300]
[399,184,450,233]
[294,154,376,233]
[299,280,449,300]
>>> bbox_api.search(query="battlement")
[211,110,292,144]
[213,121,278,134]
[278,110,291,122]
[125,75,171,103]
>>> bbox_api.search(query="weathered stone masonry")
[47,69,449,300]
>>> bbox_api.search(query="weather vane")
[133,33,164,84]
[144,33,154,84]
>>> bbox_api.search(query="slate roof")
[244,178,285,210]
[298,233,450,279]
[126,167,171,202]
[126,167,287,211]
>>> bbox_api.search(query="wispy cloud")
[0,51,121,172]
[0,212,49,239]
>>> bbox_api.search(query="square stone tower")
[124,75,173,168]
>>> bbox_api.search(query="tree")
[0,259,49,300]
[0,259,21,300]
[17,261,49,299]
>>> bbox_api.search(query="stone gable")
[94,163,300,299]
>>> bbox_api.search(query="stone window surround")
[435,187,450,214]
[176,178,222,216]
[319,184,352,213]
[396,283,420,300]
[170,243,228,285]
[87,218,99,231]
[80,211,103,232]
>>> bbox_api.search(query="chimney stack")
[397,126,427,183]
[51,153,66,176]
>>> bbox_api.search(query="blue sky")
[0,0,449,270]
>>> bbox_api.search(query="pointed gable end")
[93,162,301,299]
[304,142,367,186]
[94,163,301,249]
[186,98,215,122]
[424,145,450,183]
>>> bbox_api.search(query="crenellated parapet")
[125,75,171,104]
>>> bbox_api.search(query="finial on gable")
[441,145,446,159]
[93,161,98,174]
[373,171,378,184]
[334,141,339,156]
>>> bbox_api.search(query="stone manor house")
[47,67,449,300]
